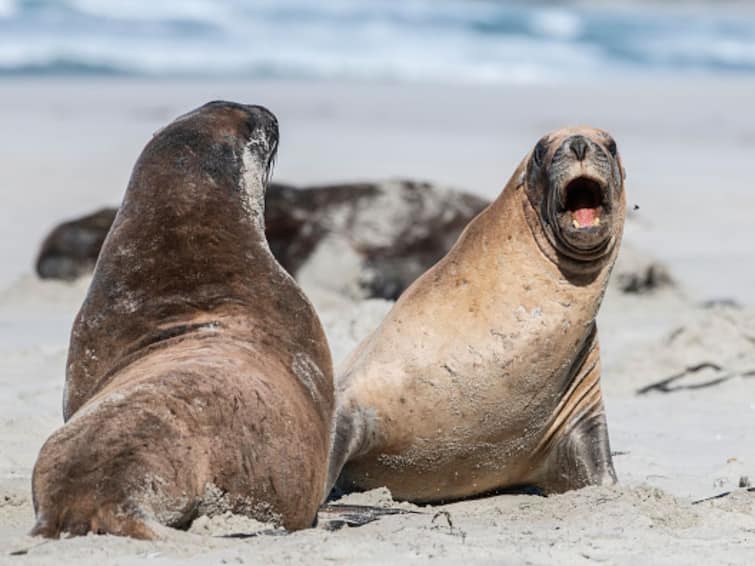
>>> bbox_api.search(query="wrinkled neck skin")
[514,160,624,285]
[330,159,624,492]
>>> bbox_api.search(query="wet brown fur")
[31,102,334,538]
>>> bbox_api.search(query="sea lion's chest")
[360,270,599,445]
[343,277,601,499]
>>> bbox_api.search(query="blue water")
[2,0,755,82]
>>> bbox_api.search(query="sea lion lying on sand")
[36,208,117,281]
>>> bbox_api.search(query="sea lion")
[265,180,487,301]
[329,127,626,501]
[35,181,487,300]
[31,101,334,538]
[36,207,117,281]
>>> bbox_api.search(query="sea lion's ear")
[517,172,525,188]
[605,138,617,157]
[532,138,548,168]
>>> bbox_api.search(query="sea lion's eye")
[605,138,617,157]
[532,139,547,167]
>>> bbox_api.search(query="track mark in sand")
[692,485,755,505]
[318,504,422,531]
[637,362,738,394]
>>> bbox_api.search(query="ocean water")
[2,0,755,82]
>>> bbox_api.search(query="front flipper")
[536,409,616,493]
[326,399,378,497]
[530,330,617,493]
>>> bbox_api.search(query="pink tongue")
[574,208,596,227]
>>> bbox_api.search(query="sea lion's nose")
[569,136,589,161]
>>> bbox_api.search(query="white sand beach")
[1,78,754,564]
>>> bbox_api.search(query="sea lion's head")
[170,100,279,193]
[141,101,279,225]
[524,127,625,264]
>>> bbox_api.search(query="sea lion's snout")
[526,127,624,262]
[241,104,280,187]
[213,101,279,170]
[552,134,614,238]
[568,135,589,161]
[241,103,280,162]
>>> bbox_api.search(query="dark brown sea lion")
[36,208,117,281]
[329,127,626,501]
[31,101,334,538]
[265,180,487,300]
[36,181,487,300]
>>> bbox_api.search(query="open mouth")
[564,177,604,229]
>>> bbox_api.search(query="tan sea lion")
[31,101,334,538]
[329,127,626,501]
